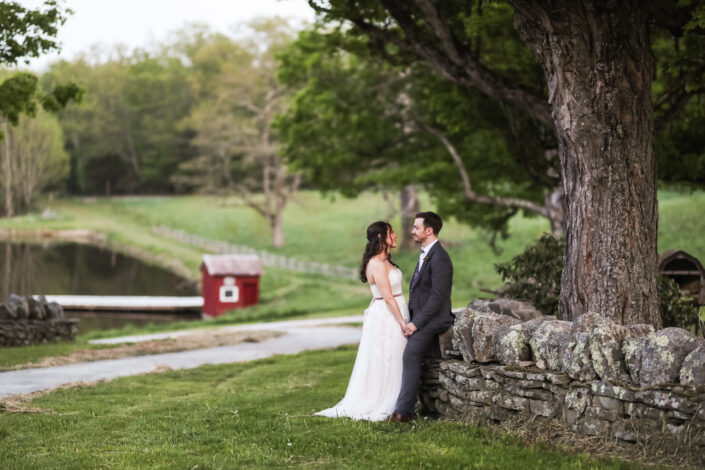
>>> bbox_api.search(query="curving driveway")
[0,316,363,398]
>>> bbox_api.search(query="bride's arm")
[368,260,407,329]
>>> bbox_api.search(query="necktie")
[409,249,424,299]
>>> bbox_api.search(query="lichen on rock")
[680,344,705,385]
[638,328,703,386]
[494,317,547,366]
[452,307,477,363]
[590,321,653,384]
[472,313,521,363]
[529,320,571,371]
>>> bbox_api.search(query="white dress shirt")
[418,239,438,271]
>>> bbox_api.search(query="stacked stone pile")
[0,294,79,347]
[419,299,705,443]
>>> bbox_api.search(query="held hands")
[403,322,418,337]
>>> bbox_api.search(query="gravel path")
[0,316,363,398]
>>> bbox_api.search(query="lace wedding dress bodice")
[316,268,410,421]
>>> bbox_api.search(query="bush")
[494,234,564,316]
[659,276,699,329]
[495,234,698,327]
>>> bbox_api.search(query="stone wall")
[419,299,705,445]
[0,294,79,347]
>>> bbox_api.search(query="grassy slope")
[3,190,704,302]
[657,190,705,261]
[0,192,555,304]
[0,190,702,363]
[0,347,639,469]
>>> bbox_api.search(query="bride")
[315,221,409,421]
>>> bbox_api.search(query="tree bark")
[510,1,660,326]
[2,120,14,218]
[271,211,285,248]
[400,184,419,249]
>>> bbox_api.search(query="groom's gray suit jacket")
[408,241,454,330]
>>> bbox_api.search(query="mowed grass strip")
[0,347,639,469]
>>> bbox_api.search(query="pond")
[1,241,200,333]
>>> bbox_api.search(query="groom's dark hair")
[416,211,442,235]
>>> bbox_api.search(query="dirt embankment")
[3,329,282,372]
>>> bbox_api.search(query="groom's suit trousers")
[394,318,453,416]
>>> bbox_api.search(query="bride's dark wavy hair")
[360,221,398,283]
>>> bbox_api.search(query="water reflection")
[1,241,200,333]
[1,241,198,298]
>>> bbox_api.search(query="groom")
[388,211,454,422]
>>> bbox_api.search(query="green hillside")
[2,190,703,311]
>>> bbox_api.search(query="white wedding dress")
[316,268,410,421]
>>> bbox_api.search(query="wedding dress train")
[315,268,409,421]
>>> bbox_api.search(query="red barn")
[200,254,262,318]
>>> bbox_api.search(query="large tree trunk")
[2,121,14,218]
[400,184,419,249]
[510,1,660,326]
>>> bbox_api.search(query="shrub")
[659,276,699,329]
[495,234,698,327]
[494,234,564,316]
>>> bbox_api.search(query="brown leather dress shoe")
[385,411,414,423]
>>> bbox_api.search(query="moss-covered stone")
[529,320,571,371]
[623,335,650,385]
[452,307,478,363]
[561,332,596,381]
[471,313,521,363]
[680,344,705,385]
[494,317,546,366]
[590,320,632,383]
[639,328,703,386]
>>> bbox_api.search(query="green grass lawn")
[0,346,641,469]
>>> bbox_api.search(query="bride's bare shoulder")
[366,257,385,280]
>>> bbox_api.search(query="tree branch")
[313,0,554,127]
[412,0,465,66]
[653,65,705,130]
[654,88,701,131]
[231,182,268,217]
[418,119,549,217]
[307,0,333,15]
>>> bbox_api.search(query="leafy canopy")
[0,0,67,65]
[0,1,81,136]
[276,5,558,238]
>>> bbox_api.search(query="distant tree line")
[2,13,300,246]
[1,2,704,261]
[0,0,81,217]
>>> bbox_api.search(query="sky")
[17,0,316,71]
